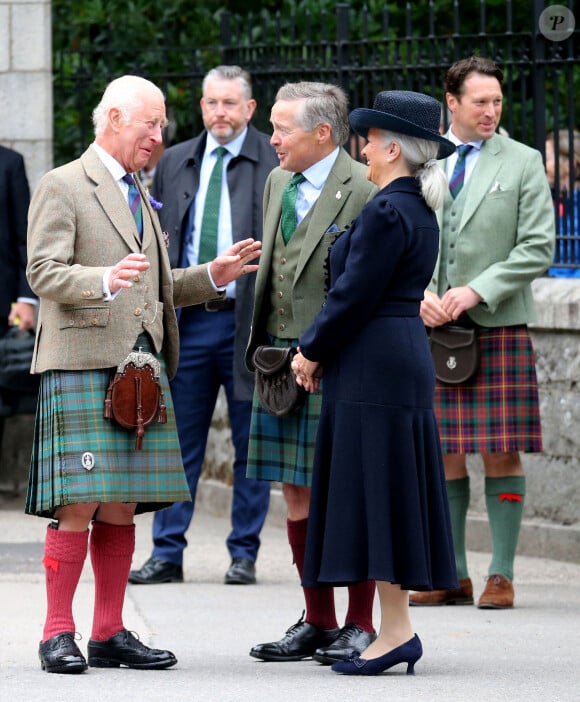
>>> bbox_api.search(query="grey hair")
[203,65,253,101]
[379,130,448,210]
[275,82,350,146]
[92,75,164,136]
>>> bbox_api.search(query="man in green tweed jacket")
[25,75,260,674]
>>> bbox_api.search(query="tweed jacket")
[0,145,35,318]
[152,125,278,399]
[246,147,376,369]
[27,146,220,379]
[430,133,555,327]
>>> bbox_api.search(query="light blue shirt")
[294,147,340,226]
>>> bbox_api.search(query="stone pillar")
[0,0,53,189]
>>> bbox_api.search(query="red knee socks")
[42,524,89,642]
[345,580,376,633]
[287,518,338,631]
[90,521,135,641]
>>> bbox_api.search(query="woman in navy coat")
[292,91,458,676]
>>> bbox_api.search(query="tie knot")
[290,172,305,186]
[214,146,228,159]
[122,173,136,186]
[456,144,473,158]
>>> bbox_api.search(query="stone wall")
[0,0,53,188]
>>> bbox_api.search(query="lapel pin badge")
[336,190,342,200]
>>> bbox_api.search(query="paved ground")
[1,492,579,702]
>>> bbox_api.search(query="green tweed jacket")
[246,147,376,368]
[431,133,555,327]
[27,146,220,379]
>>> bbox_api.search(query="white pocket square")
[489,181,504,194]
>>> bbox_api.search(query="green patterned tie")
[281,172,306,244]
[199,146,227,263]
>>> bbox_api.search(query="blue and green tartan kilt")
[434,325,542,455]
[246,337,322,487]
[25,342,190,518]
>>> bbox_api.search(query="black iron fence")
[54,1,579,273]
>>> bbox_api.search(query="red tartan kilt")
[434,325,542,454]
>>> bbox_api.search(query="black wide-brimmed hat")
[350,90,455,159]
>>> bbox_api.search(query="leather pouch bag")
[429,325,480,384]
[104,350,167,449]
[252,345,306,417]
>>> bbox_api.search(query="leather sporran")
[429,325,480,385]
[252,345,306,417]
[104,349,167,449]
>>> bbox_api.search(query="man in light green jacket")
[413,56,555,610]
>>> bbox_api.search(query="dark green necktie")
[281,172,306,244]
[199,146,227,263]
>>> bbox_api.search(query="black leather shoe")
[87,629,177,669]
[250,613,340,662]
[39,632,88,674]
[313,622,377,664]
[224,557,256,585]
[128,557,183,584]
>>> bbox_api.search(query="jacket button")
[134,308,142,316]
[278,291,283,298]
[134,275,140,283]
[278,274,284,281]
[79,320,86,327]
[279,323,286,331]
[278,308,285,316]
[91,319,98,326]
[280,257,287,264]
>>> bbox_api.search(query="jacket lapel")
[82,148,140,252]
[459,135,502,231]
[295,149,354,281]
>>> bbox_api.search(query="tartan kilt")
[434,325,542,454]
[26,344,190,518]
[246,337,322,487]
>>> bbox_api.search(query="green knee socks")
[485,475,526,581]
[445,477,470,580]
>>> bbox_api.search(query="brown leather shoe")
[409,578,474,606]
[477,574,514,609]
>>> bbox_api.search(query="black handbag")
[429,325,480,384]
[252,345,306,417]
[0,327,39,394]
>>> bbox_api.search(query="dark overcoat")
[300,176,457,591]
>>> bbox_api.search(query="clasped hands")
[420,286,482,327]
[108,238,262,293]
[291,348,322,393]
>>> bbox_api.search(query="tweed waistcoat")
[266,208,314,339]
[437,182,472,297]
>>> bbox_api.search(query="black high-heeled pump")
[331,634,423,676]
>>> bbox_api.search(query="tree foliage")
[52,1,577,165]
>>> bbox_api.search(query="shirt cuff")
[206,263,225,293]
[102,268,120,301]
